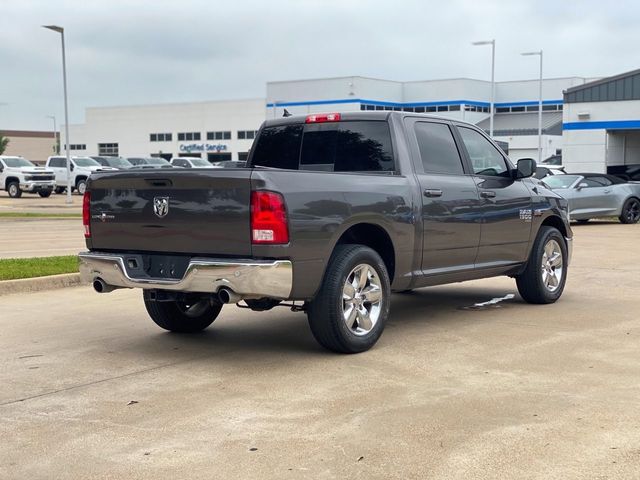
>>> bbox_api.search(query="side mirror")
[70,163,74,171]
[515,158,536,179]
[576,182,588,190]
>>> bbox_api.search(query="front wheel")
[54,187,65,194]
[619,198,640,224]
[307,244,390,353]
[143,291,222,333]
[7,182,22,198]
[515,226,568,304]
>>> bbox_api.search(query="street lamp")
[521,50,544,163]
[46,115,58,154]
[472,39,495,137]
[43,25,72,204]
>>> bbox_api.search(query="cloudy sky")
[1,0,638,130]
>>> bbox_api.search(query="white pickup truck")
[46,156,116,195]
[0,156,56,198]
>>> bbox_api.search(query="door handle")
[480,190,496,198]
[424,188,443,198]
[604,189,611,193]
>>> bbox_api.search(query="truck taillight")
[82,191,91,238]
[251,191,289,244]
[305,113,341,123]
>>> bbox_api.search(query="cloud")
[1,0,639,129]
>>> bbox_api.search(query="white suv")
[0,156,56,198]
[45,156,116,195]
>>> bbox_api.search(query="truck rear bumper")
[78,252,293,299]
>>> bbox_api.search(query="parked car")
[210,160,247,168]
[126,157,174,169]
[533,165,566,179]
[170,157,219,168]
[542,173,640,224]
[541,154,562,166]
[0,155,56,198]
[45,156,116,195]
[79,111,572,353]
[91,156,134,170]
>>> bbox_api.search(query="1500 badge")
[519,209,532,222]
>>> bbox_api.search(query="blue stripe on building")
[266,98,563,109]
[563,120,640,130]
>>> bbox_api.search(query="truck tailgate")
[88,170,252,256]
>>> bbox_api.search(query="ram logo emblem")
[153,197,169,218]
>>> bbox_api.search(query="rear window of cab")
[250,121,395,173]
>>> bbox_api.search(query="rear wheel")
[7,182,21,198]
[54,187,65,194]
[143,291,222,333]
[619,198,640,224]
[38,190,52,198]
[307,244,390,353]
[515,226,567,304]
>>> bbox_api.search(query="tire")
[38,190,52,198]
[619,198,640,224]
[143,291,222,333]
[307,244,391,353]
[54,187,65,194]
[515,226,568,304]
[7,182,22,198]
[76,179,87,195]
[576,219,590,224]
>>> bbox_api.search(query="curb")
[0,273,82,296]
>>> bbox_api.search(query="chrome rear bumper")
[78,252,292,299]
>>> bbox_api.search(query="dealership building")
[64,75,599,163]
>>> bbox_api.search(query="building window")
[150,133,172,142]
[449,105,461,111]
[206,131,231,140]
[238,152,249,161]
[526,105,539,112]
[496,107,510,113]
[66,144,86,151]
[414,107,425,113]
[178,132,201,141]
[542,104,558,111]
[98,143,119,156]
[237,130,257,140]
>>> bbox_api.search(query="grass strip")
[0,255,79,281]
[0,212,81,219]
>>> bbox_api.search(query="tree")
[0,135,9,155]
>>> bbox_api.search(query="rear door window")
[413,122,464,175]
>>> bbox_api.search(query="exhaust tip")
[218,287,241,304]
[93,278,114,293]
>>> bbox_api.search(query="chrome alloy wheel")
[342,263,383,336]
[8,184,18,197]
[541,239,563,292]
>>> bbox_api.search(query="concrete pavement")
[1,222,640,479]
[0,193,82,215]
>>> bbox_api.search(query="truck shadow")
[124,285,522,359]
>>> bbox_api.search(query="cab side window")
[584,176,612,187]
[414,122,464,175]
[458,127,510,177]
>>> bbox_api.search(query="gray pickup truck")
[79,112,572,353]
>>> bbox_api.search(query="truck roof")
[262,111,471,128]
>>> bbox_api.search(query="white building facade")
[64,75,596,162]
[562,69,640,179]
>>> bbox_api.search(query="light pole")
[46,115,58,154]
[43,25,72,204]
[472,39,495,137]
[521,50,543,163]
